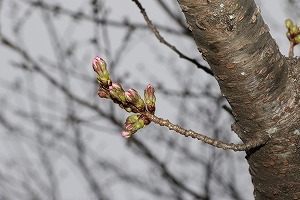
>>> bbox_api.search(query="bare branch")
[131,0,213,75]
[144,112,270,151]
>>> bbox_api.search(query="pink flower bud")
[125,89,138,101]
[121,131,131,138]
[92,56,107,75]
[92,57,112,87]
[98,88,110,99]
[124,114,145,133]
[144,84,156,113]
[125,123,135,131]
[122,115,148,138]
[125,89,145,112]
[109,82,126,102]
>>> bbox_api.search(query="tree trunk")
[176,0,300,199]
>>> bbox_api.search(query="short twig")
[144,112,269,151]
[289,41,294,58]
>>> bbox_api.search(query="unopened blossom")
[121,131,131,138]
[144,84,156,113]
[98,87,110,99]
[92,56,111,87]
[92,56,107,75]
[109,82,126,103]
[123,114,145,136]
[125,114,139,124]
[125,89,145,112]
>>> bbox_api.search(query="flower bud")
[285,19,293,29]
[144,84,156,113]
[121,131,131,139]
[98,72,112,88]
[98,87,110,99]
[92,56,111,87]
[123,114,145,136]
[135,119,145,129]
[92,56,107,75]
[124,119,145,132]
[290,25,298,35]
[125,114,139,124]
[125,123,136,132]
[125,89,145,112]
[109,82,126,102]
[295,35,300,44]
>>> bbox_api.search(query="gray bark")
[176,0,300,199]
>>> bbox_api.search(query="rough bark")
[176,0,300,199]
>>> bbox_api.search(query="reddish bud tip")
[92,56,107,75]
[121,131,131,138]
[98,88,110,99]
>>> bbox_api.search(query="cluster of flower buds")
[92,56,156,138]
[285,19,300,45]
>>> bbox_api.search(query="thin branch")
[144,112,270,151]
[131,0,213,75]
[289,41,294,58]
